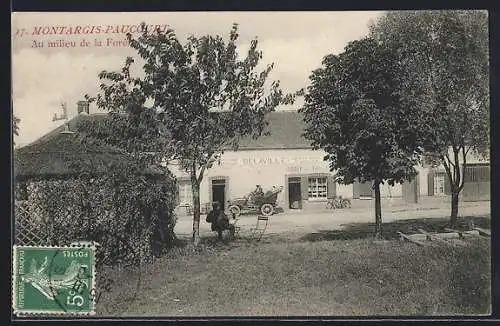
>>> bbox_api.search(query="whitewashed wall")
[167,148,433,206]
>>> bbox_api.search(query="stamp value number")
[12,245,96,316]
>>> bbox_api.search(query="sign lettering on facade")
[218,156,328,174]
[287,166,302,173]
[221,156,324,166]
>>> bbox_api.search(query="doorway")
[211,179,226,210]
[288,177,302,209]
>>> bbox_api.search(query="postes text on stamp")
[12,245,96,316]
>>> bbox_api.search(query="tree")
[299,37,423,238]
[370,11,490,227]
[86,23,296,245]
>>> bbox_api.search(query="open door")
[288,177,302,209]
[211,179,226,210]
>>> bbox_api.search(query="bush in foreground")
[25,167,178,267]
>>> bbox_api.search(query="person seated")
[206,202,221,231]
[249,185,264,205]
[206,202,234,240]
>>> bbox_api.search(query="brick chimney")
[77,100,89,115]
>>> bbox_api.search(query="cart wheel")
[228,205,241,217]
[261,203,274,216]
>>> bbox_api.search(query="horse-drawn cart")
[227,186,283,217]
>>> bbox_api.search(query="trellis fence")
[14,200,54,246]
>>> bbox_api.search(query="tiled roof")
[15,110,311,179]
[20,113,108,148]
[237,110,311,150]
[21,110,311,152]
[14,114,164,179]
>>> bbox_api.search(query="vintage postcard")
[12,11,491,318]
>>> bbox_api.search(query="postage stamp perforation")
[14,245,82,249]
[15,310,97,317]
[11,245,19,317]
[12,245,97,316]
[69,244,98,248]
[91,248,97,310]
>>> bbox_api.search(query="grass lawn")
[96,216,491,317]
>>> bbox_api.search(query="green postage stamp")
[12,245,96,316]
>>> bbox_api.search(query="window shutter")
[327,176,336,199]
[301,176,309,200]
[427,171,434,196]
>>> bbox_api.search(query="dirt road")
[174,200,490,238]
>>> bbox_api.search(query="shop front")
[168,111,465,213]
[202,148,347,210]
[172,147,433,213]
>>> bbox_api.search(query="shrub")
[26,166,178,267]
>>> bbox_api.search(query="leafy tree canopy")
[300,37,423,187]
[83,23,297,182]
[81,23,299,244]
[369,10,489,225]
[370,10,489,162]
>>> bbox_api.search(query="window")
[178,181,192,206]
[434,175,445,196]
[308,177,327,199]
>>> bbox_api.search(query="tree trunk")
[441,154,463,231]
[191,181,201,246]
[374,180,382,239]
[450,190,460,228]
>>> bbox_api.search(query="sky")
[11,11,383,147]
